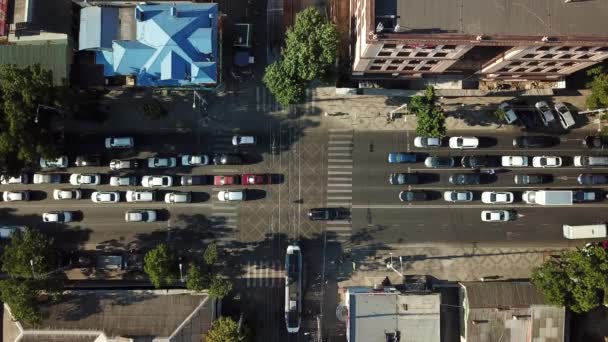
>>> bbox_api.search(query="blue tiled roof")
[79,7,119,50]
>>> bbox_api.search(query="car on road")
[164,192,191,203]
[218,189,246,201]
[481,210,512,222]
[242,174,269,185]
[449,136,479,149]
[69,173,100,186]
[53,189,81,200]
[3,191,29,201]
[578,173,608,185]
[535,101,555,126]
[498,102,518,124]
[573,190,598,202]
[141,175,173,187]
[532,156,562,168]
[33,173,61,184]
[1,174,28,185]
[232,135,257,146]
[40,156,68,169]
[554,102,576,129]
[584,135,608,149]
[42,211,73,223]
[125,210,157,222]
[105,136,134,149]
[449,173,481,185]
[307,208,350,220]
[110,159,138,170]
[388,152,416,163]
[413,137,441,148]
[110,175,138,186]
[147,157,177,169]
[389,173,419,185]
[443,191,473,202]
[214,175,240,186]
[180,175,212,186]
[180,154,210,166]
[91,191,120,203]
[512,136,559,148]
[501,156,528,167]
[74,155,101,167]
[514,174,552,185]
[461,155,500,168]
[424,156,455,168]
[481,191,514,204]
[213,153,243,165]
[574,155,608,167]
[399,191,428,202]
[126,190,155,202]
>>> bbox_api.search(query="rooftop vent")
[170,6,178,17]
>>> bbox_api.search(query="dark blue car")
[388,152,416,164]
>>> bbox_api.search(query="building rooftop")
[376,0,608,37]
[464,281,545,308]
[12,0,73,35]
[0,40,71,85]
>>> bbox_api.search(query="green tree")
[186,263,210,292]
[410,86,446,137]
[208,276,233,299]
[143,244,177,288]
[1,228,55,278]
[205,316,248,342]
[586,66,608,109]
[204,242,219,266]
[0,279,43,326]
[282,7,339,81]
[262,62,306,106]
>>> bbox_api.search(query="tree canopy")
[204,242,219,266]
[586,66,608,110]
[186,263,209,292]
[1,228,56,278]
[0,279,43,325]
[262,62,306,107]
[205,316,248,342]
[144,244,177,288]
[208,275,233,299]
[409,86,446,137]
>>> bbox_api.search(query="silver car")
[443,191,473,202]
[69,173,101,186]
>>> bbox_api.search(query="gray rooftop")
[383,0,608,37]
[12,0,73,35]
[464,281,545,308]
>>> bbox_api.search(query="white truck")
[563,224,607,239]
[523,190,573,205]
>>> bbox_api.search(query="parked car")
[577,173,608,185]
[91,191,120,203]
[0,174,28,185]
[75,155,101,167]
[125,210,157,222]
[389,173,419,185]
[514,174,552,185]
[554,102,576,129]
[481,191,514,204]
[69,173,100,186]
[42,211,73,223]
[110,175,138,186]
[33,173,61,184]
[573,190,598,202]
[164,192,192,203]
[218,190,246,201]
[180,175,212,186]
[213,153,243,165]
[180,154,210,166]
[40,156,68,169]
[147,157,177,168]
[512,136,559,148]
[3,191,29,202]
[105,136,134,149]
[481,210,512,222]
[461,156,500,168]
[424,156,455,168]
[501,156,529,167]
[443,191,473,202]
[242,174,269,185]
[110,159,138,170]
[126,190,155,202]
[584,135,608,149]
[449,173,481,185]
[399,191,427,202]
[532,156,562,168]
[413,137,441,148]
[388,152,416,163]
[449,136,479,149]
[232,135,257,146]
[53,189,82,200]
[498,102,518,124]
[574,155,608,167]
[308,208,350,220]
[535,101,555,126]
[214,175,240,186]
[141,175,173,187]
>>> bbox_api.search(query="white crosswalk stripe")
[241,260,284,288]
[210,184,240,243]
[326,129,354,243]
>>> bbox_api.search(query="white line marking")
[327,226,351,231]
[352,204,608,209]
[328,177,352,181]
[327,189,353,193]
[329,134,353,139]
[328,165,353,169]
[328,141,353,145]
[327,196,353,200]
[328,171,353,175]
[328,159,353,163]
[329,128,353,133]
[328,220,351,225]
[328,153,352,157]
[326,202,352,206]
[328,146,353,151]
[327,183,352,187]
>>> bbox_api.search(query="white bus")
[562,224,607,239]
[285,245,302,333]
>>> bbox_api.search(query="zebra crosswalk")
[240,260,284,288]
[326,128,354,242]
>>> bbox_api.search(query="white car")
[109,176,138,186]
[413,137,441,148]
[0,174,28,184]
[126,190,155,202]
[481,191,514,204]
[449,136,479,149]
[218,190,246,201]
[141,175,173,187]
[105,136,134,149]
[501,156,529,167]
[33,173,61,184]
[91,191,120,203]
[535,101,555,126]
[232,135,257,146]
[443,191,473,202]
[498,102,518,124]
[125,210,157,222]
[69,173,100,186]
[481,210,512,222]
[3,191,29,201]
[53,189,82,200]
[42,211,73,223]
[164,192,191,203]
[40,156,68,169]
[180,154,209,166]
[147,157,177,168]
[532,156,562,168]
[110,159,138,171]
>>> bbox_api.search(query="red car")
[242,174,269,185]
[213,175,240,186]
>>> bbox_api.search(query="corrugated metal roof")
[464,281,545,308]
[79,6,119,50]
[0,40,70,85]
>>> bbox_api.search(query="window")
[562,62,574,67]
[499,68,510,72]
[557,46,571,52]
[523,54,535,59]
[577,46,591,52]
[595,47,608,52]
[416,52,429,57]
[410,59,422,65]
[542,54,556,59]
[514,68,526,72]
[397,51,410,57]
[577,54,592,59]
[426,60,439,65]
[373,59,387,64]
[434,52,447,57]
[383,44,397,49]
[530,68,543,73]
[403,66,415,71]
[387,66,398,71]
[378,51,392,57]
[442,45,457,50]
[560,54,573,59]
[419,66,431,71]
[537,46,551,51]
[545,61,557,66]
[510,61,522,66]
[391,60,402,64]
[547,68,560,73]
[527,61,539,66]
[369,66,382,71]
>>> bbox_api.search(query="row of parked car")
[498,101,575,129]
[389,172,608,186]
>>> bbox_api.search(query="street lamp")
[178,263,183,282]
[29,259,35,279]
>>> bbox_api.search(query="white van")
[563,224,607,239]
[574,155,608,167]
[232,135,256,146]
[105,137,134,149]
